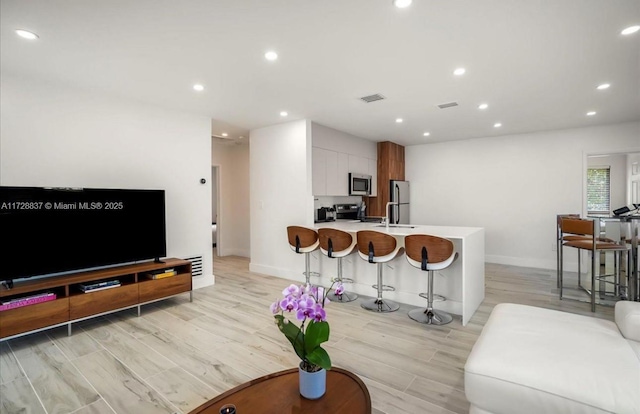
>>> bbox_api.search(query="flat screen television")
[0,186,167,283]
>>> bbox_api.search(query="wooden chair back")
[356,231,397,258]
[318,228,353,255]
[287,226,319,251]
[404,235,455,265]
[561,218,594,236]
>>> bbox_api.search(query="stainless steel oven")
[349,173,372,196]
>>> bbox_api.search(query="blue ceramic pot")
[298,363,326,399]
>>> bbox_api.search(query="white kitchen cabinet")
[368,157,378,196]
[335,152,349,195]
[312,147,328,196]
[314,148,373,196]
[313,147,350,196]
[348,154,369,176]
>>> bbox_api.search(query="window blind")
[587,167,611,213]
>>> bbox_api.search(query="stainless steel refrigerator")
[389,180,410,224]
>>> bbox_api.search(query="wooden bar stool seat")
[287,226,320,285]
[356,230,404,312]
[404,234,457,325]
[318,228,358,302]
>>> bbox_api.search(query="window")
[587,167,610,213]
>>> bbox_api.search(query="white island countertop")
[312,220,485,326]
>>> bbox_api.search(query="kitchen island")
[312,221,485,326]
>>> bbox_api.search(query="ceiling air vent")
[360,94,385,103]
[437,101,459,109]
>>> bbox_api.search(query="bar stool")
[317,228,358,302]
[356,230,404,312]
[404,234,457,325]
[286,226,320,285]
[559,217,630,311]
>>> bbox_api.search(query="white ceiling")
[2,0,639,145]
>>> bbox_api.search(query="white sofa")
[464,302,640,414]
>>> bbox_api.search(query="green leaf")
[274,315,305,360]
[303,321,330,354]
[306,346,331,370]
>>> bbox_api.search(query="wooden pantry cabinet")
[0,258,192,340]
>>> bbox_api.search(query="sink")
[375,224,416,229]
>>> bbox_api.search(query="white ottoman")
[464,303,640,414]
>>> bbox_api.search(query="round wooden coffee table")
[188,367,371,413]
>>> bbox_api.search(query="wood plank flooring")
[0,253,614,414]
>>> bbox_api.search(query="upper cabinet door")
[348,155,369,175]
[325,150,339,195]
[312,147,327,196]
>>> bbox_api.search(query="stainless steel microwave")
[349,173,372,196]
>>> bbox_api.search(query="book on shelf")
[145,270,177,280]
[79,280,120,292]
[0,292,56,311]
[79,283,121,293]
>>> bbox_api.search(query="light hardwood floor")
[0,253,614,414]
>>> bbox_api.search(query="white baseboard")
[192,274,215,289]
[485,255,580,272]
[218,248,250,258]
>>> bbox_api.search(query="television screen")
[0,186,167,281]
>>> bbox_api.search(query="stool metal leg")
[327,257,358,303]
[304,252,311,285]
[408,271,452,325]
[361,263,399,312]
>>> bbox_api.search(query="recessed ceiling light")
[586,111,597,116]
[15,29,38,40]
[423,132,430,137]
[453,68,466,76]
[596,83,610,90]
[393,0,412,8]
[265,51,278,61]
[396,118,403,123]
[193,84,204,91]
[621,25,640,35]
[280,111,288,117]
[478,103,489,110]
[221,133,228,137]
[494,123,502,128]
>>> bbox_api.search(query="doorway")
[211,165,220,258]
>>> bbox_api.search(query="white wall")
[211,142,250,257]
[405,122,640,270]
[249,120,315,279]
[1,74,214,289]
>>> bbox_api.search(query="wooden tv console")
[0,258,192,340]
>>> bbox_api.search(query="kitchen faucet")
[384,202,398,229]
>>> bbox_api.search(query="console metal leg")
[190,291,193,302]
[137,305,141,317]
[68,323,72,337]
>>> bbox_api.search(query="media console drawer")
[138,273,192,303]
[0,298,69,338]
[69,284,139,320]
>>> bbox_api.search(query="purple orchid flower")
[334,282,344,296]
[296,294,316,321]
[282,284,300,297]
[280,296,298,312]
[270,299,280,314]
[312,303,326,322]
